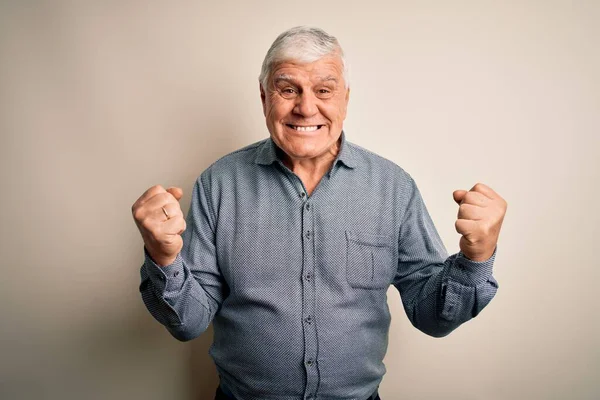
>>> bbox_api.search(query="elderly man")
[132,26,506,400]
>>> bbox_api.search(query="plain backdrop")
[0,1,598,399]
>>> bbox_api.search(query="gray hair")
[259,26,349,90]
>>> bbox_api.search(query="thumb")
[453,189,467,205]
[166,186,183,201]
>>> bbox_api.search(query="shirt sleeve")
[393,176,499,337]
[139,173,225,341]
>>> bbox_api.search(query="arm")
[393,177,500,337]
[138,175,225,341]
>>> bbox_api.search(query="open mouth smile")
[285,124,324,132]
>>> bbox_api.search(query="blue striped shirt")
[139,132,499,400]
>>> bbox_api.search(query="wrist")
[144,246,177,267]
[461,245,496,262]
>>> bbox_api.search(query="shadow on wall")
[190,325,219,400]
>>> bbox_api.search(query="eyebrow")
[274,74,296,84]
[273,74,339,84]
[317,75,339,83]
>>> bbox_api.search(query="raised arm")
[393,178,506,337]
[132,177,224,341]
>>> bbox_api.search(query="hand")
[453,183,507,262]
[132,185,185,266]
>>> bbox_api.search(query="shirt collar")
[255,130,357,170]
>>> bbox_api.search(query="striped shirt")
[139,132,499,400]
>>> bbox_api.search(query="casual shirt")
[139,132,499,400]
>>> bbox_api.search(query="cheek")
[324,95,348,123]
[322,106,345,124]
[266,98,289,121]
[340,105,347,120]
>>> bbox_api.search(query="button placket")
[300,199,319,398]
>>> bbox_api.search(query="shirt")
[139,132,499,400]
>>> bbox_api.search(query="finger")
[455,218,478,236]
[469,183,498,200]
[162,216,187,236]
[133,185,166,210]
[453,190,467,205]
[457,203,485,220]
[460,190,489,208]
[157,202,184,221]
[144,192,180,212]
[166,187,183,201]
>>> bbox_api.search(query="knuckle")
[165,192,176,202]
[160,192,173,202]
[132,207,144,222]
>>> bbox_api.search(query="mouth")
[285,124,324,132]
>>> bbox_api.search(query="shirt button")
[306,359,314,366]
[304,315,313,324]
[305,203,310,210]
[173,271,180,277]
[300,192,306,198]
[305,273,312,281]
[305,230,311,239]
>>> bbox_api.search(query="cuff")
[143,247,186,292]
[446,247,497,286]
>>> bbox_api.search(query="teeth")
[290,125,319,132]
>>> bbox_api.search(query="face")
[260,55,350,164]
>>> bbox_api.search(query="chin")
[271,125,340,160]
[286,141,333,160]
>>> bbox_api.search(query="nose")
[293,92,318,118]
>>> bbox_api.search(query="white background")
[0,1,598,399]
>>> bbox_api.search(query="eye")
[316,88,333,98]
[280,87,298,98]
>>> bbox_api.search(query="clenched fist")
[132,185,186,266]
[453,183,507,262]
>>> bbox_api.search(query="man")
[132,26,506,400]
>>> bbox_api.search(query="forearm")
[400,250,499,337]
[139,249,216,341]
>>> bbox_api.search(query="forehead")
[271,56,344,84]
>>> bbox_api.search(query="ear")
[260,83,267,116]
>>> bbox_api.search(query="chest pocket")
[345,231,396,289]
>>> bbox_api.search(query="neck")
[279,137,342,195]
